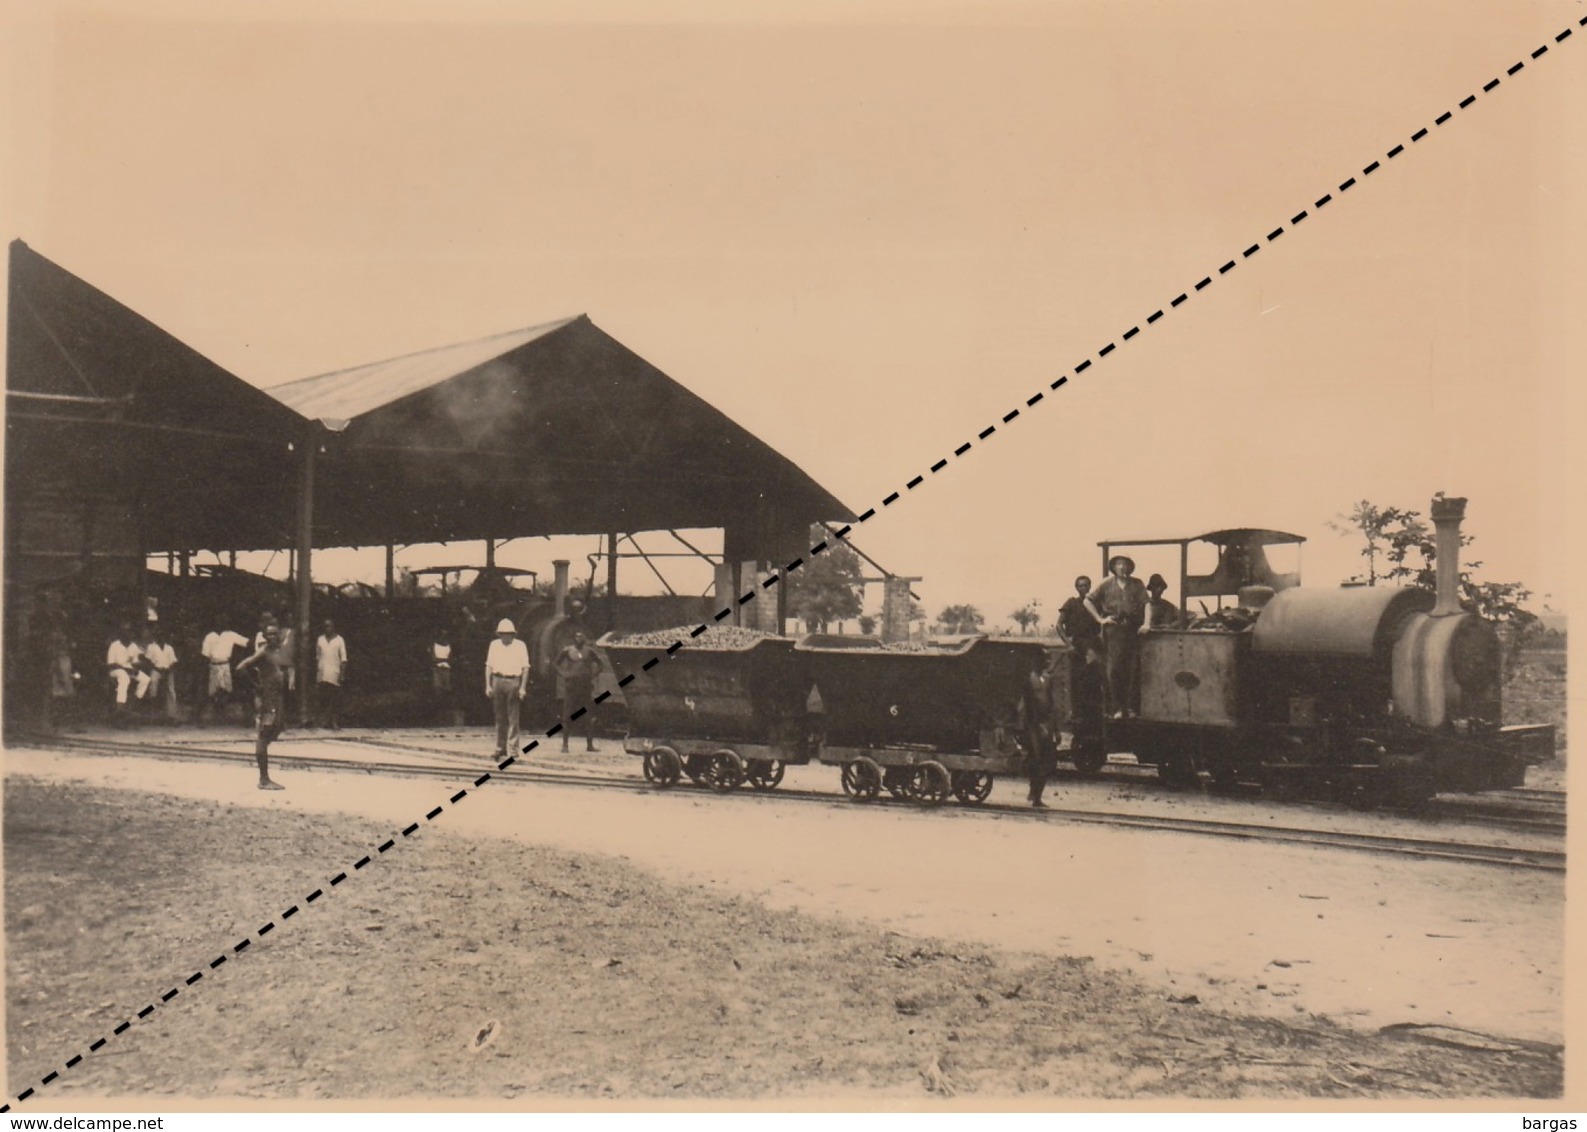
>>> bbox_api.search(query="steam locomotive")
[1062,496,1553,805]
[607,496,1553,806]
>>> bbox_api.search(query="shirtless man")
[235,624,288,790]
[555,630,603,753]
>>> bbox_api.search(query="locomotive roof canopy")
[5,241,852,559]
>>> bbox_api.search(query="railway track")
[14,732,1566,874]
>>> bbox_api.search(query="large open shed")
[4,240,853,727]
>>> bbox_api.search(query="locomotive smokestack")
[1429,495,1466,617]
[553,559,570,618]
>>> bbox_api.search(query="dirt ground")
[4,771,1563,1104]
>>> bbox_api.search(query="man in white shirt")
[200,621,250,721]
[105,623,148,724]
[143,627,179,722]
[484,618,530,759]
[315,619,349,729]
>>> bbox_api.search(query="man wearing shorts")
[235,624,287,790]
[200,621,249,720]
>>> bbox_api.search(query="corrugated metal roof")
[267,315,581,424]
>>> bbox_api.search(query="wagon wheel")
[705,748,747,793]
[746,759,786,791]
[841,756,882,802]
[911,760,952,807]
[642,745,682,788]
[882,765,912,800]
[951,770,994,806]
[1069,739,1107,777]
[682,754,710,786]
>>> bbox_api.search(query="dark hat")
[1107,555,1135,573]
[1146,573,1168,592]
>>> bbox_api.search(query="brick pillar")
[739,561,781,633]
[713,562,737,625]
[881,576,913,644]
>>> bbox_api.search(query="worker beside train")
[1084,555,1148,718]
[554,630,603,754]
[1020,652,1060,809]
[485,618,531,759]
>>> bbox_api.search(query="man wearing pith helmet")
[484,618,531,759]
[1084,554,1148,718]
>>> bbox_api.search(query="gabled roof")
[6,240,304,551]
[259,314,854,548]
[269,316,579,426]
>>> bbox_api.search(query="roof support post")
[294,436,316,725]
[385,543,395,600]
[606,532,619,632]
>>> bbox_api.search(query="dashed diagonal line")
[5,16,1579,1112]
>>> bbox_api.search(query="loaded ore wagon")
[598,627,817,791]
[800,635,1054,805]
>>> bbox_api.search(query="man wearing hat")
[484,618,531,758]
[1085,555,1148,717]
[1143,574,1182,632]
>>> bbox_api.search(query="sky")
[2,0,1580,627]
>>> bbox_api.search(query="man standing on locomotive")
[1085,555,1148,718]
[1057,575,1106,735]
[1143,574,1182,632]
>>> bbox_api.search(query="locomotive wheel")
[642,745,682,788]
[1070,740,1107,777]
[746,759,786,791]
[951,770,994,805]
[1206,759,1241,794]
[841,756,882,802]
[1156,753,1199,791]
[683,754,710,786]
[882,765,912,800]
[705,749,747,793]
[911,760,952,807]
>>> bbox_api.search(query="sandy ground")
[2,734,1566,1103]
[3,767,1564,1104]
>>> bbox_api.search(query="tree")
[1009,599,1042,635]
[785,524,864,633]
[1331,497,1537,628]
[1327,501,1423,586]
[857,614,877,636]
[938,603,984,634]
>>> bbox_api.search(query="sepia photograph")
[0,0,1580,1119]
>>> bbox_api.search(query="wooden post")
[294,438,316,724]
[228,549,237,570]
[606,532,619,631]
[485,538,496,570]
[385,543,396,600]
